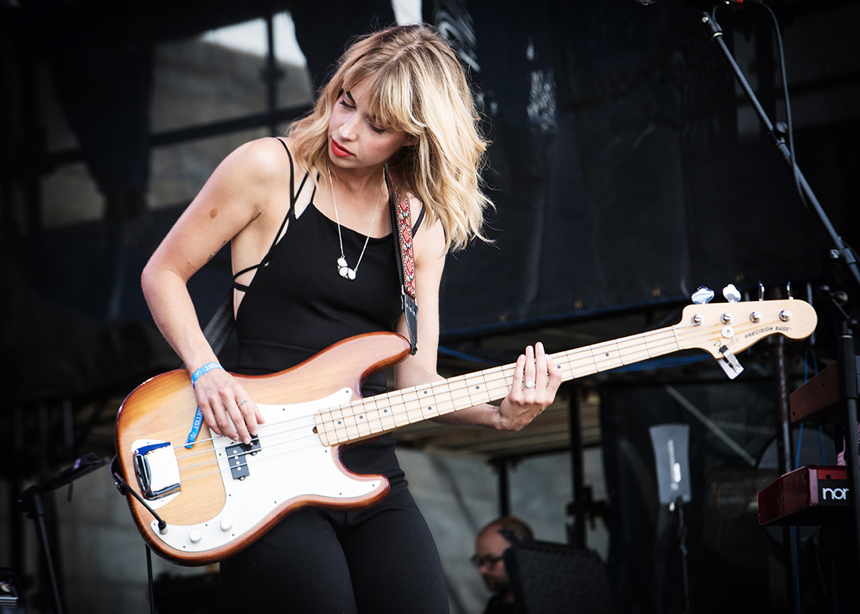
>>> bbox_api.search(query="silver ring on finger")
[238,398,250,406]
[524,382,536,389]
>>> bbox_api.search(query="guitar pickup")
[133,441,181,500]
[226,436,261,480]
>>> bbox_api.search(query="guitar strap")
[387,172,419,355]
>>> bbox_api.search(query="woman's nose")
[339,114,358,140]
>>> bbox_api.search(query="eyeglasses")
[470,554,504,568]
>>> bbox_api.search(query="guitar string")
[170,366,524,482]
[178,330,704,478]
[314,322,719,434]
[173,414,324,462]
[177,433,348,484]
[193,323,714,457]
[311,316,785,443]
[171,362,517,460]
[142,313,799,489]
[173,339,639,482]
[207,309,785,455]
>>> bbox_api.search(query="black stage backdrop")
[2,0,857,399]
[431,0,856,336]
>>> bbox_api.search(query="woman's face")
[328,79,412,172]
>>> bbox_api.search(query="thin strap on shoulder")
[266,139,302,249]
[281,137,295,202]
[281,137,310,208]
[413,204,426,234]
[232,138,305,291]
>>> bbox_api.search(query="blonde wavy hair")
[289,24,492,252]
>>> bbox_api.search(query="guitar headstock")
[677,297,817,359]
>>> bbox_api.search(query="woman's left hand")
[496,342,562,431]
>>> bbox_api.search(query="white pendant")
[337,265,355,279]
[337,256,357,280]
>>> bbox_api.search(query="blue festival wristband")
[185,407,205,449]
[191,361,222,386]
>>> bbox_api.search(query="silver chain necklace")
[328,167,384,280]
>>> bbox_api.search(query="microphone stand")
[675,497,691,614]
[16,454,109,614]
[698,1,860,596]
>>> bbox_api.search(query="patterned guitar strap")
[387,174,419,355]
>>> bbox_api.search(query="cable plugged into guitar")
[110,456,168,534]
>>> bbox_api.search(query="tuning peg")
[758,283,765,301]
[692,287,715,305]
[786,282,793,299]
[723,284,741,303]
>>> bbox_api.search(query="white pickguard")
[147,388,384,554]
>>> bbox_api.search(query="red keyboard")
[757,465,851,526]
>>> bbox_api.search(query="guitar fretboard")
[315,325,683,445]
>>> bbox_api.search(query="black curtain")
[430,0,854,337]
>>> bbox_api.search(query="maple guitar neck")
[314,297,817,446]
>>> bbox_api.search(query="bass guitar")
[115,296,816,565]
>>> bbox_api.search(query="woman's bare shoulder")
[412,205,447,265]
[222,137,296,183]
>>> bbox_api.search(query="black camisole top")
[233,141,420,397]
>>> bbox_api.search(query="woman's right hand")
[192,367,265,444]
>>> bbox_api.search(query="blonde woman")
[142,24,561,612]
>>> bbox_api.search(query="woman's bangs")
[368,72,416,134]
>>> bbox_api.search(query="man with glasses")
[472,516,534,614]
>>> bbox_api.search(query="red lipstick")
[331,139,353,158]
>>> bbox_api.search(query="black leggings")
[219,444,449,613]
